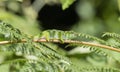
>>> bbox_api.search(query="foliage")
[0,0,120,72]
[60,0,76,10]
[0,10,40,35]
[0,21,72,72]
[0,21,120,72]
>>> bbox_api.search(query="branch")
[0,39,120,53]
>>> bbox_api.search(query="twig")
[0,39,120,53]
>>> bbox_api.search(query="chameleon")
[35,29,78,43]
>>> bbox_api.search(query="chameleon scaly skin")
[39,29,77,43]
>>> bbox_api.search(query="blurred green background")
[0,0,120,36]
[0,0,120,71]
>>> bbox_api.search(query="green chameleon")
[35,29,77,43]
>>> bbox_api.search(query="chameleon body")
[39,30,77,43]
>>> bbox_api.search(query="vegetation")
[0,0,120,72]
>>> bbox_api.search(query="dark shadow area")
[37,2,79,50]
[38,3,79,30]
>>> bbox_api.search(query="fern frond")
[102,32,120,38]
[5,42,71,64]
[4,58,71,72]
[103,32,120,44]
[1,21,120,72]
[0,21,25,41]
[0,42,72,72]
[0,22,72,72]
[67,43,109,57]
[77,32,108,45]
[78,66,120,72]
[38,29,108,45]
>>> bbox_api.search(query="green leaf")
[60,0,75,10]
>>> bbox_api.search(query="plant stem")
[0,39,120,53]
